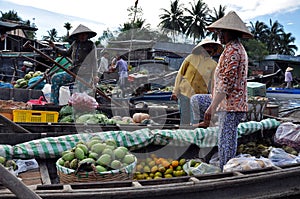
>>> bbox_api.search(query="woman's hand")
[170,93,178,101]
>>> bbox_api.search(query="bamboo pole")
[0,164,42,199]
[23,41,116,105]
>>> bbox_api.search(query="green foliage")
[242,39,269,62]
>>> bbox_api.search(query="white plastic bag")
[42,83,51,102]
[59,86,71,105]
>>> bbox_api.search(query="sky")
[1,0,300,55]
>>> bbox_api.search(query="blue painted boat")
[267,87,300,94]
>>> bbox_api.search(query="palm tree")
[207,5,226,40]
[249,21,269,42]
[266,19,284,54]
[278,32,298,55]
[159,0,185,42]
[63,22,72,38]
[42,28,58,41]
[184,0,210,44]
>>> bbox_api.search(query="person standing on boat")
[111,54,128,97]
[171,39,223,125]
[98,51,109,80]
[49,24,98,105]
[285,67,293,88]
[194,11,253,170]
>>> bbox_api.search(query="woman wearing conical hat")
[171,38,223,125]
[285,67,293,88]
[192,11,253,170]
[49,24,98,105]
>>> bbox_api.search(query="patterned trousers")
[218,112,246,170]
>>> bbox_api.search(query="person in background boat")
[193,11,253,171]
[285,67,293,88]
[170,39,223,125]
[97,51,109,80]
[48,24,98,105]
[110,54,128,97]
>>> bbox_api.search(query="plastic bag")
[27,96,47,105]
[183,159,221,175]
[14,159,39,175]
[223,154,274,172]
[42,83,51,102]
[68,92,98,111]
[274,122,300,150]
[268,147,300,166]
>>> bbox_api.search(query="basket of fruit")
[56,138,137,183]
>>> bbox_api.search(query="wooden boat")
[267,87,300,94]
[247,69,282,88]
[2,122,300,199]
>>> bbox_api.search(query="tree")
[242,39,269,62]
[42,28,58,41]
[159,0,186,42]
[266,19,284,54]
[277,32,298,55]
[0,10,21,21]
[64,22,72,38]
[249,21,269,42]
[184,0,210,43]
[207,5,226,40]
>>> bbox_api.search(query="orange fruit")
[171,160,179,167]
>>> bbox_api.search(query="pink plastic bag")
[27,96,47,105]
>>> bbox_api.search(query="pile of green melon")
[56,137,136,173]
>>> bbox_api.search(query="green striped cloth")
[5,118,281,159]
[0,145,13,159]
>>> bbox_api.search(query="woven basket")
[56,158,137,184]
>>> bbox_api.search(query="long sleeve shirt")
[285,71,293,82]
[98,56,109,74]
[213,39,248,112]
[173,54,217,98]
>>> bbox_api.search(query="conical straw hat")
[207,11,253,39]
[286,67,293,72]
[69,24,97,40]
[192,38,224,55]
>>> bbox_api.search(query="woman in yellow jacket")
[171,39,223,125]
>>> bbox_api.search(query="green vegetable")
[59,115,74,123]
[59,105,73,117]
[75,114,95,123]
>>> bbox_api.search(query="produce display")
[58,105,153,125]
[133,154,187,180]
[237,140,298,158]
[0,155,17,171]
[13,71,43,88]
[57,138,137,173]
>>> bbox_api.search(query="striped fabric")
[0,119,280,159]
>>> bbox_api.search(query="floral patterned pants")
[190,94,212,124]
[218,112,246,170]
[190,94,246,170]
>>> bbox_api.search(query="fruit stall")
[3,117,300,198]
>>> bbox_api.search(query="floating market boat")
[1,119,300,198]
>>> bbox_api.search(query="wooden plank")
[0,164,42,199]
[39,161,51,185]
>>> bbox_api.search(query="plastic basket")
[13,110,59,123]
[0,109,13,120]
[56,157,137,184]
